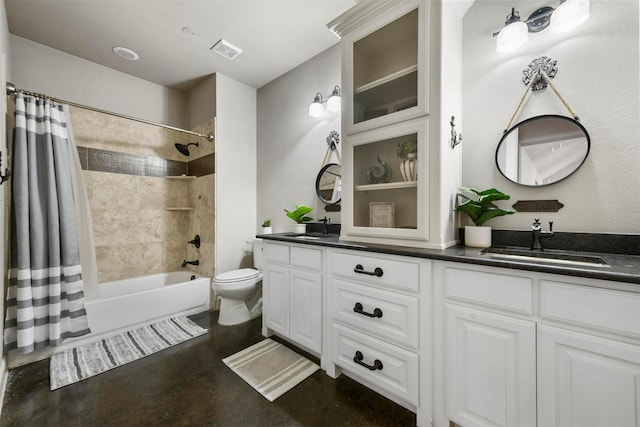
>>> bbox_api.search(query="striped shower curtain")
[4,93,91,355]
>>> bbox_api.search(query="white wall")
[462,0,639,234]
[189,75,216,130]
[257,44,341,233]
[9,35,188,128]
[215,73,257,273]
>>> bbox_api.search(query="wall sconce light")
[493,0,590,53]
[308,85,341,117]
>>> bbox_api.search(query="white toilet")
[213,239,264,326]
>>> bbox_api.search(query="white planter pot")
[293,223,307,234]
[261,227,272,234]
[464,226,492,248]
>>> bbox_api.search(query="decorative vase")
[261,226,272,234]
[293,223,307,234]
[400,153,417,182]
[464,225,492,248]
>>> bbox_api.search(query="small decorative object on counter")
[261,219,272,234]
[285,205,313,234]
[365,156,392,184]
[397,139,417,181]
[455,187,515,248]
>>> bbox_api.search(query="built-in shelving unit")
[336,0,461,250]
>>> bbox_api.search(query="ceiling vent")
[211,39,243,60]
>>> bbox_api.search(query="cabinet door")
[447,305,536,427]
[263,263,289,336]
[341,117,429,247]
[538,325,640,427]
[289,269,322,353]
[340,0,427,134]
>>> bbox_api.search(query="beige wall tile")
[85,113,216,287]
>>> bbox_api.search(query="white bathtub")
[86,271,210,335]
[8,271,210,368]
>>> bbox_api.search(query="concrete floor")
[1,311,416,426]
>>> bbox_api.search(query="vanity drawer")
[332,323,419,405]
[445,267,533,315]
[291,246,322,271]
[331,251,420,293]
[264,242,289,265]
[332,278,419,349]
[541,281,640,338]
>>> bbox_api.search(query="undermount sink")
[480,247,610,268]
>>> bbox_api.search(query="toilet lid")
[215,268,261,283]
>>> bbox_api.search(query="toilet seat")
[214,268,261,283]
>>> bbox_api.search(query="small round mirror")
[496,115,590,186]
[316,163,341,204]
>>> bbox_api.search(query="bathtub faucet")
[182,259,200,268]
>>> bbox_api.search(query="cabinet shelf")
[355,181,417,192]
[355,64,418,95]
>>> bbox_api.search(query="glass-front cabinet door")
[341,1,427,134]
[341,118,429,247]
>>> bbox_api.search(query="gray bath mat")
[223,338,319,402]
[50,316,207,390]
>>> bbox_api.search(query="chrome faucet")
[531,218,554,251]
[182,259,200,268]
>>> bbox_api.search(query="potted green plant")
[284,205,313,233]
[454,187,515,248]
[261,219,272,234]
[397,139,417,182]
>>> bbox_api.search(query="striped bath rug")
[50,316,207,390]
[223,338,319,402]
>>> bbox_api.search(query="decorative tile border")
[77,146,214,177]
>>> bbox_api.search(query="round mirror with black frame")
[316,163,341,207]
[496,115,590,187]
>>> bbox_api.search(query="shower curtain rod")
[5,82,214,142]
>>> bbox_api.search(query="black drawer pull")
[353,302,383,318]
[353,351,383,371]
[354,264,383,277]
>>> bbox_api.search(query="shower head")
[174,142,199,156]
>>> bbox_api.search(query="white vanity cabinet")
[262,241,323,355]
[444,267,537,427]
[329,0,462,249]
[326,248,432,423]
[537,282,640,427]
[434,261,640,427]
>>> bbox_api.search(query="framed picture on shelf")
[370,202,394,228]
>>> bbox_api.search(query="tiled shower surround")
[70,107,215,284]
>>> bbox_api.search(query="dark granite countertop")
[257,233,640,286]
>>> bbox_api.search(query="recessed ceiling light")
[112,46,139,61]
[210,39,243,60]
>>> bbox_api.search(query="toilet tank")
[253,238,264,270]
